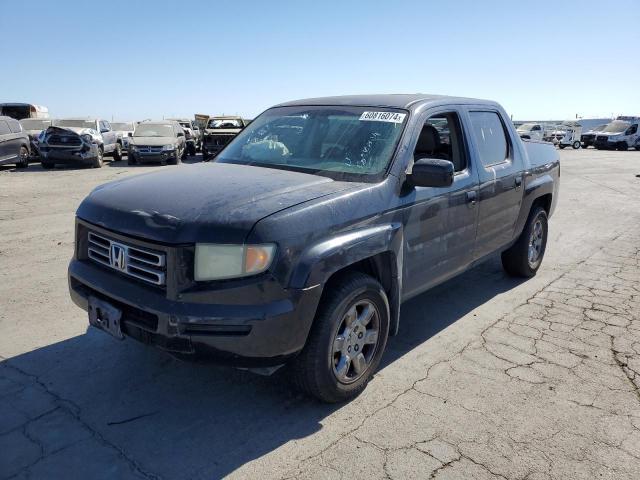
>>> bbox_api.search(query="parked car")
[127,120,186,165]
[202,116,248,160]
[39,118,123,168]
[0,103,49,120]
[19,118,54,160]
[594,118,639,150]
[167,118,200,156]
[111,122,135,152]
[68,94,560,403]
[0,116,30,168]
[580,123,608,148]
[516,122,549,140]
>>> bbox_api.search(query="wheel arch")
[289,224,404,336]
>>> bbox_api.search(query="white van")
[0,103,50,120]
[594,117,639,151]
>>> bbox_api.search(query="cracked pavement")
[1,149,639,479]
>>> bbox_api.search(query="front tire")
[501,206,548,277]
[92,147,104,168]
[188,142,196,156]
[291,272,390,403]
[113,143,123,161]
[618,142,628,151]
[572,141,581,149]
[17,146,29,168]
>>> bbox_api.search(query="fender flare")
[514,173,555,237]
[289,223,404,335]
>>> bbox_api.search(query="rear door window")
[469,111,509,167]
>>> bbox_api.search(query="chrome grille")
[136,145,163,154]
[87,231,166,286]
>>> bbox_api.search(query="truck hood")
[76,163,356,244]
[44,126,97,137]
[130,136,176,146]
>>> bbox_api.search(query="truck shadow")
[1,255,522,479]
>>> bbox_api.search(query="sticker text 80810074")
[359,111,407,124]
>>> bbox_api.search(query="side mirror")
[100,128,109,133]
[408,158,454,188]
[127,132,133,137]
[177,132,185,137]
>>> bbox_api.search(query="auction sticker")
[359,111,406,123]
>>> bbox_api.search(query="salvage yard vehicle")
[0,116,30,168]
[581,123,608,148]
[39,118,123,169]
[167,118,200,156]
[111,122,135,152]
[0,103,49,120]
[202,116,249,160]
[516,122,549,140]
[594,118,639,150]
[68,94,560,403]
[127,120,186,165]
[19,118,53,160]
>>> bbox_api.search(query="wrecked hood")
[76,163,356,244]
[44,126,96,136]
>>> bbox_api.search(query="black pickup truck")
[68,94,559,402]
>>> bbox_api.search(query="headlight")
[163,144,176,151]
[129,144,137,151]
[194,244,276,281]
[81,134,93,143]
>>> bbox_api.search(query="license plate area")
[88,296,124,340]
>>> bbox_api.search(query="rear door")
[464,109,524,261]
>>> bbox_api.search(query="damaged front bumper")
[40,144,99,165]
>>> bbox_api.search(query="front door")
[402,110,480,299]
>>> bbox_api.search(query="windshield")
[134,124,175,137]
[179,122,192,129]
[111,123,133,131]
[216,106,408,181]
[602,121,629,133]
[19,119,52,130]
[57,119,96,129]
[208,119,243,129]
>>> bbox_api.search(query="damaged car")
[69,94,560,403]
[167,118,200,156]
[202,116,249,160]
[39,118,123,169]
[111,122,135,153]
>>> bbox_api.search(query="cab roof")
[275,94,499,111]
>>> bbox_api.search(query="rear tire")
[572,141,581,149]
[290,272,389,403]
[558,144,566,149]
[502,206,548,278]
[17,146,29,168]
[188,143,196,156]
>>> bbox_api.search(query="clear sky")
[2,0,638,121]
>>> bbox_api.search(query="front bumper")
[129,151,177,163]
[68,255,322,367]
[40,144,99,164]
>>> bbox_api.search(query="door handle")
[466,190,477,205]
[515,176,523,189]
